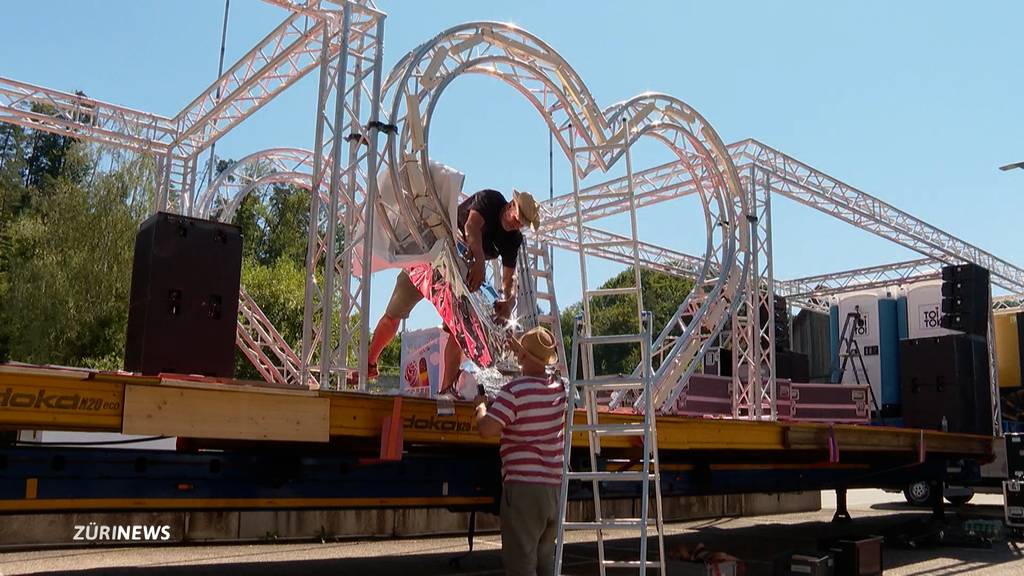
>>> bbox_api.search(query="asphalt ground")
[2,490,1023,575]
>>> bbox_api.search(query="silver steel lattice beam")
[542,139,1024,297]
[0,76,175,155]
[781,258,943,300]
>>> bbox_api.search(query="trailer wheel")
[903,481,932,506]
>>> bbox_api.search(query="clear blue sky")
[2,1,1022,330]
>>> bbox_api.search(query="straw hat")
[513,189,541,231]
[515,326,558,366]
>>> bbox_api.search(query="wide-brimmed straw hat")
[513,189,541,231]
[515,326,558,366]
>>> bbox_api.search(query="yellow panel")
[995,313,1022,388]
[0,365,995,459]
[0,371,123,430]
[123,384,330,442]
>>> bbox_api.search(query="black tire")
[945,493,975,506]
[903,481,932,506]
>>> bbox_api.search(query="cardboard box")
[400,328,446,398]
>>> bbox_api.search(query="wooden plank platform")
[0,365,995,460]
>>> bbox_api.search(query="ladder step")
[603,560,663,569]
[563,519,656,530]
[526,246,547,256]
[532,270,552,279]
[571,374,645,390]
[572,424,647,436]
[578,334,644,346]
[537,314,557,323]
[586,287,638,298]
[567,471,655,482]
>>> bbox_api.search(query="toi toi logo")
[854,313,870,336]
[72,523,172,542]
[919,305,940,329]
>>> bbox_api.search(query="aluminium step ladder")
[836,307,880,413]
[554,313,666,575]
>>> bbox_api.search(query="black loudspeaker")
[939,263,990,337]
[776,349,810,382]
[124,212,242,377]
[758,294,791,351]
[900,334,992,435]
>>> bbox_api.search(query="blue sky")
[2,1,1022,330]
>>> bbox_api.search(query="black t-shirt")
[457,189,523,268]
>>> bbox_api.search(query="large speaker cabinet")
[124,212,242,377]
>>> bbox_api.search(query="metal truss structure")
[377,21,751,416]
[1,3,1021,426]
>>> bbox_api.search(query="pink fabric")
[404,262,494,367]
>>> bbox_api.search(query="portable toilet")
[905,279,961,340]
[832,291,901,415]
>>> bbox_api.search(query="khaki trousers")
[500,481,560,576]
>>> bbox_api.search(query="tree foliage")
[0,122,394,380]
[0,112,153,369]
[560,268,694,376]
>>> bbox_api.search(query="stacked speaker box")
[940,263,990,337]
[900,333,992,435]
[124,212,243,377]
[776,349,810,382]
[756,293,791,351]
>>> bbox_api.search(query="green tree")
[0,148,150,369]
[559,268,694,375]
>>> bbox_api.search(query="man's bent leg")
[440,329,463,395]
[366,314,400,369]
[353,271,423,384]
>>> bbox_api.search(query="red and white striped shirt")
[485,376,567,486]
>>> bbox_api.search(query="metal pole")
[301,24,333,388]
[319,4,353,389]
[623,116,644,328]
[205,0,231,199]
[569,130,594,380]
[748,164,762,419]
[357,15,387,391]
[762,167,778,419]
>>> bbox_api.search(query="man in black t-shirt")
[355,189,542,392]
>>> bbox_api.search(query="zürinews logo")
[72,523,172,542]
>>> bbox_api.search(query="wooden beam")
[123,382,329,442]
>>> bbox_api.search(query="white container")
[905,279,960,340]
[837,291,883,405]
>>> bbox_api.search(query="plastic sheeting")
[353,158,465,275]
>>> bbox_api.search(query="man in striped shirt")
[475,326,566,576]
